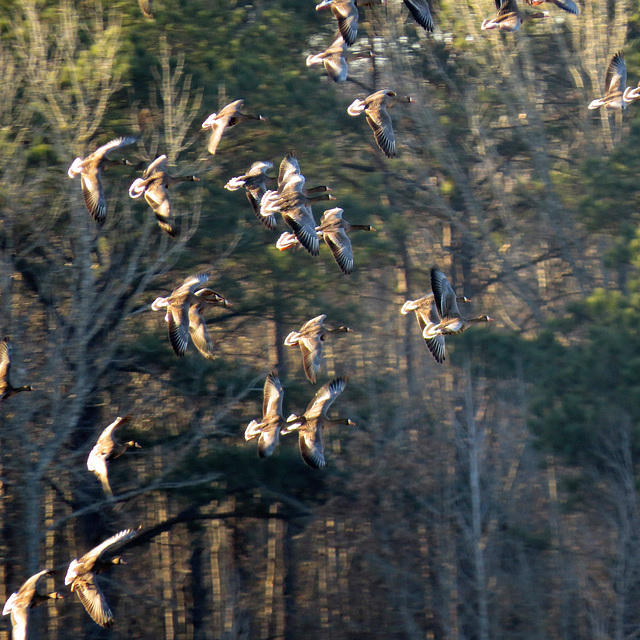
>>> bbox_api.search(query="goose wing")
[9,607,28,640]
[205,116,230,155]
[332,1,359,46]
[188,303,216,359]
[92,137,137,160]
[86,448,113,497]
[80,529,137,566]
[167,303,190,357]
[0,337,12,390]
[298,423,326,469]
[14,570,51,605]
[304,377,348,419]
[143,155,166,179]
[278,154,301,188]
[403,0,434,31]
[605,51,626,97]
[298,332,324,383]
[323,227,354,274]
[497,0,518,15]
[550,0,579,12]
[424,333,446,363]
[94,415,131,450]
[364,101,396,158]
[80,167,107,223]
[430,267,461,319]
[263,371,284,418]
[144,181,179,237]
[73,575,114,628]
[173,272,210,297]
[257,427,281,458]
[246,188,276,229]
[282,203,320,256]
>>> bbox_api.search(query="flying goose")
[0,337,32,403]
[589,52,628,110]
[401,291,469,363]
[129,155,199,237]
[418,268,492,359]
[152,272,229,358]
[68,137,137,223]
[481,0,547,31]
[284,314,354,383]
[316,207,375,274]
[3,569,62,640]
[65,529,137,628]
[201,99,265,155]
[347,89,413,158]
[87,415,141,497]
[244,371,288,458]
[224,160,276,229]
[281,377,354,469]
[306,34,350,82]
[261,154,334,255]
[275,207,374,274]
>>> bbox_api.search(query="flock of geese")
[4,0,631,635]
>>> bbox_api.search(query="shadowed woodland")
[3,0,640,638]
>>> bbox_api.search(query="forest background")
[2,0,640,638]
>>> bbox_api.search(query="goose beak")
[347,419,356,426]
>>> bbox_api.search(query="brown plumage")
[281,377,354,469]
[481,0,547,32]
[316,207,375,274]
[260,154,335,255]
[244,371,288,458]
[65,529,137,628]
[3,570,62,640]
[128,155,199,237]
[87,415,141,497]
[417,267,492,360]
[306,34,350,82]
[284,314,354,383]
[152,272,229,358]
[589,52,628,110]
[224,160,276,229]
[201,99,265,155]
[401,292,469,363]
[0,337,32,402]
[315,0,360,46]
[68,137,137,223]
[347,89,413,158]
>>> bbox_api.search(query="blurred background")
[2,0,640,638]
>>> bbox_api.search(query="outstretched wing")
[73,576,114,628]
[403,0,434,31]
